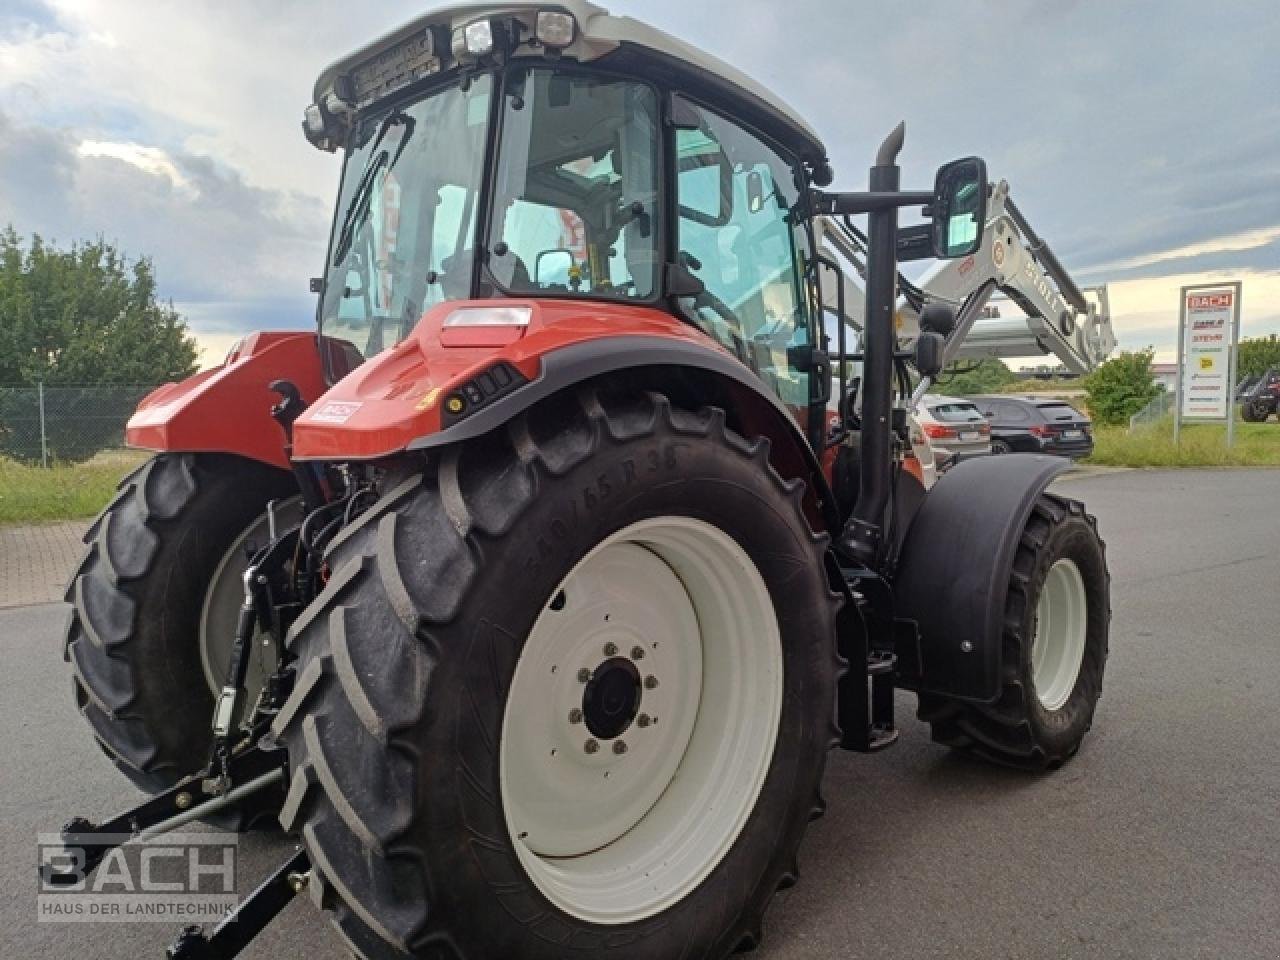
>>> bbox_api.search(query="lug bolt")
[568,708,584,724]
[584,739,600,754]
[644,675,659,690]
[174,792,193,811]
[287,870,310,894]
[577,668,591,683]
[603,642,618,657]
[631,646,645,660]
[637,714,651,728]
[960,640,974,653]
[613,741,628,755]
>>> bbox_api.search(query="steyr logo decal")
[311,401,363,425]
[1022,259,1067,316]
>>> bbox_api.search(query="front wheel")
[919,493,1110,769]
[274,389,841,960]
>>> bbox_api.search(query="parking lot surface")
[2,467,1277,959]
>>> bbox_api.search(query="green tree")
[935,357,1017,395]
[1084,349,1161,426]
[0,227,198,385]
[1237,334,1280,383]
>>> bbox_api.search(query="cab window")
[675,103,814,418]
[486,68,661,299]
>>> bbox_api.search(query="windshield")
[483,67,661,300]
[319,75,492,358]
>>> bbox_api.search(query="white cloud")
[77,140,190,191]
[1083,226,1280,275]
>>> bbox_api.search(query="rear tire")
[273,389,841,960]
[918,493,1110,769]
[64,453,296,794]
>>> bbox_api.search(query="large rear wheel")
[64,453,296,793]
[274,389,841,960]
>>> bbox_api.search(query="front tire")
[273,389,841,960]
[919,493,1110,769]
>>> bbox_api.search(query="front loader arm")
[909,182,1115,374]
[814,181,1116,376]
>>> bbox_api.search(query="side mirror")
[914,331,945,378]
[931,157,987,259]
[534,248,574,286]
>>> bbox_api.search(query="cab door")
[672,97,821,441]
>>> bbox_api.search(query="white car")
[914,394,991,467]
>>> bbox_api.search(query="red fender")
[125,332,361,470]
[290,299,733,461]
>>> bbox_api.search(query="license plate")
[960,431,981,441]
[1062,429,1083,439]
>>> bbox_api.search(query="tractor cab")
[305,1,833,441]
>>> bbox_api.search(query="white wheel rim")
[499,517,783,925]
[1031,558,1088,711]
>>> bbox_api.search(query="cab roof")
[312,0,828,167]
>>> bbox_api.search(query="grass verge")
[0,450,149,526]
[1087,417,1280,467]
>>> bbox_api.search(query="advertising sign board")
[1175,282,1242,446]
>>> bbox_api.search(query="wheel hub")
[582,657,642,740]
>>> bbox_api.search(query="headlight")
[451,18,494,59]
[535,10,576,47]
[302,104,326,137]
[323,85,354,118]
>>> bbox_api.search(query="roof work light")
[535,10,576,47]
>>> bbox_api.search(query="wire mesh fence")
[0,384,158,465]
[1128,390,1176,432]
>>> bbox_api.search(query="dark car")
[972,395,1094,459]
[1237,368,1280,422]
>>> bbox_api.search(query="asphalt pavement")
[2,467,1278,959]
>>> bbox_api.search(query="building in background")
[1151,362,1178,392]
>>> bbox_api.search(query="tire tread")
[276,389,839,959]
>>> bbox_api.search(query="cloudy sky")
[2,0,1277,368]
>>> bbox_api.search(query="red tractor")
[50,4,1110,958]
